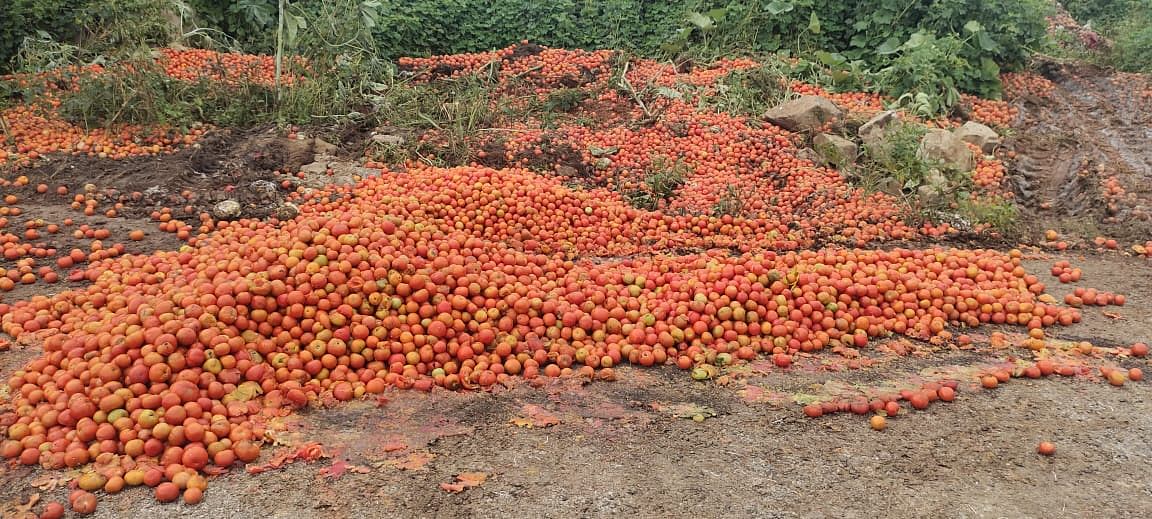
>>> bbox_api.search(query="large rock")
[213,199,242,220]
[764,96,843,133]
[312,138,340,156]
[916,169,951,204]
[371,134,405,147]
[296,159,375,190]
[953,121,1001,154]
[918,129,975,172]
[812,133,858,166]
[858,110,899,150]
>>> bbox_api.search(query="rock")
[296,160,375,190]
[917,169,951,205]
[858,110,899,150]
[812,133,858,166]
[371,134,406,147]
[213,200,242,220]
[876,177,904,197]
[953,121,1001,154]
[764,96,843,133]
[312,138,340,156]
[272,203,299,220]
[249,180,278,199]
[299,160,330,176]
[556,165,579,177]
[795,148,822,165]
[918,129,975,172]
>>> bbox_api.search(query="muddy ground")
[1007,62,1152,242]
[2,67,1152,518]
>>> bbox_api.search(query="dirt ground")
[3,67,1152,518]
[1007,62,1152,242]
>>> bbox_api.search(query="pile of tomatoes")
[1,154,1086,507]
[0,49,284,167]
[2,44,1136,515]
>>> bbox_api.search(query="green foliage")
[956,194,1020,232]
[711,184,746,217]
[0,0,77,72]
[1109,7,1152,72]
[4,0,1054,110]
[704,63,793,116]
[1,0,180,72]
[71,0,180,56]
[623,156,689,211]
[1058,0,1152,73]
[856,123,937,194]
[1061,0,1146,25]
[56,59,275,129]
[876,32,968,117]
[186,0,278,53]
[370,74,502,166]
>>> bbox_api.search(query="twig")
[0,114,10,145]
[615,61,655,120]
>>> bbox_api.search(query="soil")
[0,128,331,303]
[1006,62,1152,242]
[3,67,1152,519]
[476,134,595,184]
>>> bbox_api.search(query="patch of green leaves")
[622,155,689,211]
[711,184,746,217]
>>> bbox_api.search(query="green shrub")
[1110,7,1152,72]
[56,59,276,129]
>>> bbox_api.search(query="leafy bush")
[623,156,689,211]
[1059,0,1152,73]
[1061,0,1145,25]
[2,0,1057,121]
[856,123,936,194]
[56,60,276,129]
[1,0,180,71]
[1110,7,1152,72]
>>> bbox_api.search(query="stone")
[272,203,299,220]
[299,160,330,176]
[858,110,900,150]
[312,138,340,156]
[876,177,904,197]
[918,129,975,172]
[212,199,242,220]
[812,133,858,166]
[795,148,822,165]
[916,169,951,204]
[371,134,406,147]
[764,96,844,133]
[953,121,1001,154]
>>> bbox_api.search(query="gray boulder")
[918,129,975,172]
[765,96,843,133]
[953,121,1001,154]
[812,133,858,166]
[858,110,900,150]
[916,169,951,204]
[213,199,242,220]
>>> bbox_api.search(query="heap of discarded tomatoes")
[0,44,1092,514]
[1,158,1082,508]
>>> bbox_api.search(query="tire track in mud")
[1008,64,1152,241]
